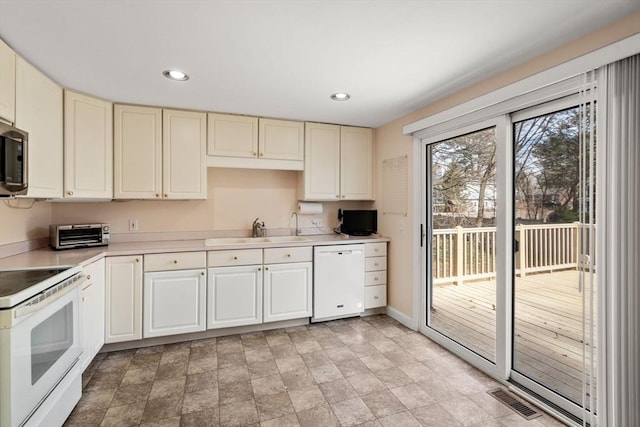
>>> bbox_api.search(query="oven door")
[7,284,82,426]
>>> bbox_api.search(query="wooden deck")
[430,269,597,406]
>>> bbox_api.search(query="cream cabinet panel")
[105,255,143,343]
[15,57,63,198]
[0,39,15,123]
[143,269,206,338]
[207,113,257,158]
[80,259,105,371]
[364,285,387,309]
[64,90,113,199]
[163,109,207,199]
[207,265,262,329]
[301,122,340,200]
[144,251,206,272]
[263,262,312,323]
[114,105,162,199]
[340,126,373,200]
[207,249,263,267]
[259,118,304,161]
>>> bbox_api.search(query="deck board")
[430,269,597,406]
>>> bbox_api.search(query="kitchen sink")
[204,236,312,246]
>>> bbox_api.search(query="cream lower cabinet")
[301,123,373,201]
[143,252,207,338]
[143,269,206,338]
[0,39,15,123]
[207,265,263,329]
[15,56,63,198]
[105,255,143,343]
[263,246,313,323]
[64,90,113,199]
[80,259,105,371]
[364,242,387,309]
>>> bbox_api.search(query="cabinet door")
[15,57,63,198]
[114,105,162,199]
[80,258,105,370]
[207,113,257,158]
[105,255,143,343]
[301,122,340,201]
[143,269,206,338]
[64,90,113,199]
[259,118,304,161]
[263,262,312,323]
[163,109,207,199]
[0,39,15,123]
[340,126,373,200]
[207,265,262,329]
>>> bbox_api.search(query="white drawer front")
[365,285,387,309]
[365,242,387,257]
[264,246,312,264]
[365,256,386,272]
[144,251,206,272]
[365,270,387,286]
[208,249,263,267]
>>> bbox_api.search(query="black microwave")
[340,210,378,236]
[0,122,28,197]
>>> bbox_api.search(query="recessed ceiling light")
[163,70,189,81]
[330,92,351,101]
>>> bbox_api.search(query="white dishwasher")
[312,244,365,322]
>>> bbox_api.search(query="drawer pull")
[135,258,140,263]
[164,194,168,198]
[374,277,379,281]
[173,260,178,264]
[67,191,73,196]
[258,267,262,271]
[265,267,269,270]
[374,248,379,252]
[86,275,91,280]
[374,262,379,267]
[374,296,379,299]
[201,272,205,276]
[155,193,160,197]
[233,256,238,260]
[287,254,291,258]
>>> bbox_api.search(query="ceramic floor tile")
[389,382,435,410]
[252,374,287,398]
[440,396,494,426]
[219,399,259,426]
[154,361,188,381]
[399,363,438,382]
[218,380,254,406]
[218,365,251,385]
[466,391,514,418]
[334,358,372,378]
[295,404,339,427]
[318,378,358,403]
[180,408,220,426]
[330,397,376,427]
[249,359,281,379]
[360,389,406,418]
[301,350,331,368]
[411,403,463,426]
[149,377,186,400]
[110,381,153,406]
[187,356,218,375]
[245,347,274,364]
[159,348,190,365]
[182,387,219,414]
[275,355,307,373]
[347,373,387,396]
[266,334,294,347]
[72,388,117,414]
[186,371,218,393]
[374,367,413,389]
[141,393,184,423]
[359,353,395,372]
[324,346,357,362]
[255,391,295,422]
[288,384,327,412]
[377,410,423,427]
[64,408,107,426]
[217,351,247,369]
[100,400,146,427]
[271,344,300,359]
[260,413,300,427]
[281,368,317,390]
[308,363,344,384]
[369,339,401,353]
[216,340,244,354]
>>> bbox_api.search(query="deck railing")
[432,222,594,285]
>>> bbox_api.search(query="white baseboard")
[386,305,419,331]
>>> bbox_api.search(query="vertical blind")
[598,53,640,427]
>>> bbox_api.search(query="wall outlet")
[129,219,138,231]
[311,219,322,227]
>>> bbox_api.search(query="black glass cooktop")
[0,268,70,298]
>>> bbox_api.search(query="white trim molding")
[386,305,418,331]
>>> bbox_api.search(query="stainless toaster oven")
[50,224,110,250]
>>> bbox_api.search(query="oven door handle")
[13,275,87,319]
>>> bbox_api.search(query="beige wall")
[375,11,640,320]
[50,168,371,236]
[0,200,51,245]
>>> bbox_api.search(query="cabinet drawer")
[264,246,312,264]
[208,249,263,267]
[365,270,387,286]
[365,256,386,272]
[365,242,387,257]
[144,252,206,272]
[365,285,387,309]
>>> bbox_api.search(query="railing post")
[573,221,580,271]
[455,226,464,285]
[519,225,527,277]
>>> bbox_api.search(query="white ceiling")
[0,1,638,128]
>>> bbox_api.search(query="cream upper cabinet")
[301,123,373,201]
[0,39,16,123]
[258,118,304,161]
[15,57,63,198]
[114,105,162,199]
[301,122,341,200]
[340,126,373,200]
[64,90,113,199]
[207,113,258,158]
[162,109,207,199]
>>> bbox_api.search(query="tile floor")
[64,315,567,427]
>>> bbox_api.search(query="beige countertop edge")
[0,234,390,271]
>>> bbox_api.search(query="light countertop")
[0,233,389,271]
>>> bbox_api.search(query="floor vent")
[489,388,543,420]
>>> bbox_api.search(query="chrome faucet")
[252,218,265,238]
[290,212,301,236]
